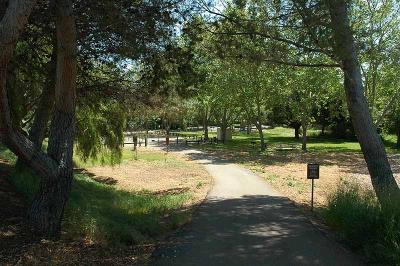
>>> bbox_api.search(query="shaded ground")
[152,149,363,265]
[0,149,211,265]
[0,159,154,265]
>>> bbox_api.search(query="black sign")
[307,163,320,179]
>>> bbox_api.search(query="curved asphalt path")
[152,148,363,266]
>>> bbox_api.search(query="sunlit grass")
[73,147,186,168]
[7,162,192,245]
[0,145,17,163]
[176,127,398,154]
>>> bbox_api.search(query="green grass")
[178,127,399,154]
[324,182,400,265]
[74,148,135,168]
[0,145,17,163]
[0,144,193,245]
[8,168,191,245]
[74,148,186,168]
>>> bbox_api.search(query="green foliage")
[73,147,134,168]
[75,100,125,165]
[65,174,191,244]
[8,168,191,245]
[179,127,364,153]
[0,145,17,163]
[324,182,400,265]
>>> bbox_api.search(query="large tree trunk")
[0,0,59,179]
[328,0,400,202]
[0,0,38,137]
[27,0,77,237]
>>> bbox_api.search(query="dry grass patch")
[245,152,400,209]
[84,149,212,206]
[0,147,212,265]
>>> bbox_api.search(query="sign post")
[307,163,320,211]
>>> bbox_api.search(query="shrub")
[324,182,400,265]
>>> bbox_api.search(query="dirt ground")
[85,149,212,206]
[245,152,400,209]
[0,149,212,265]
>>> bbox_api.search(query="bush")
[324,182,400,265]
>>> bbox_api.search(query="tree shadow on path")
[152,195,363,266]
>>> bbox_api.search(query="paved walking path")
[152,149,363,266]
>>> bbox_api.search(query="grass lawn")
[0,145,211,264]
[74,146,188,168]
[177,126,399,154]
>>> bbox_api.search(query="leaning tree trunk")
[0,0,38,133]
[28,0,77,237]
[0,0,38,136]
[328,0,400,202]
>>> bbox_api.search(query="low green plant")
[196,181,203,189]
[9,168,191,245]
[324,182,400,265]
[0,145,17,163]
